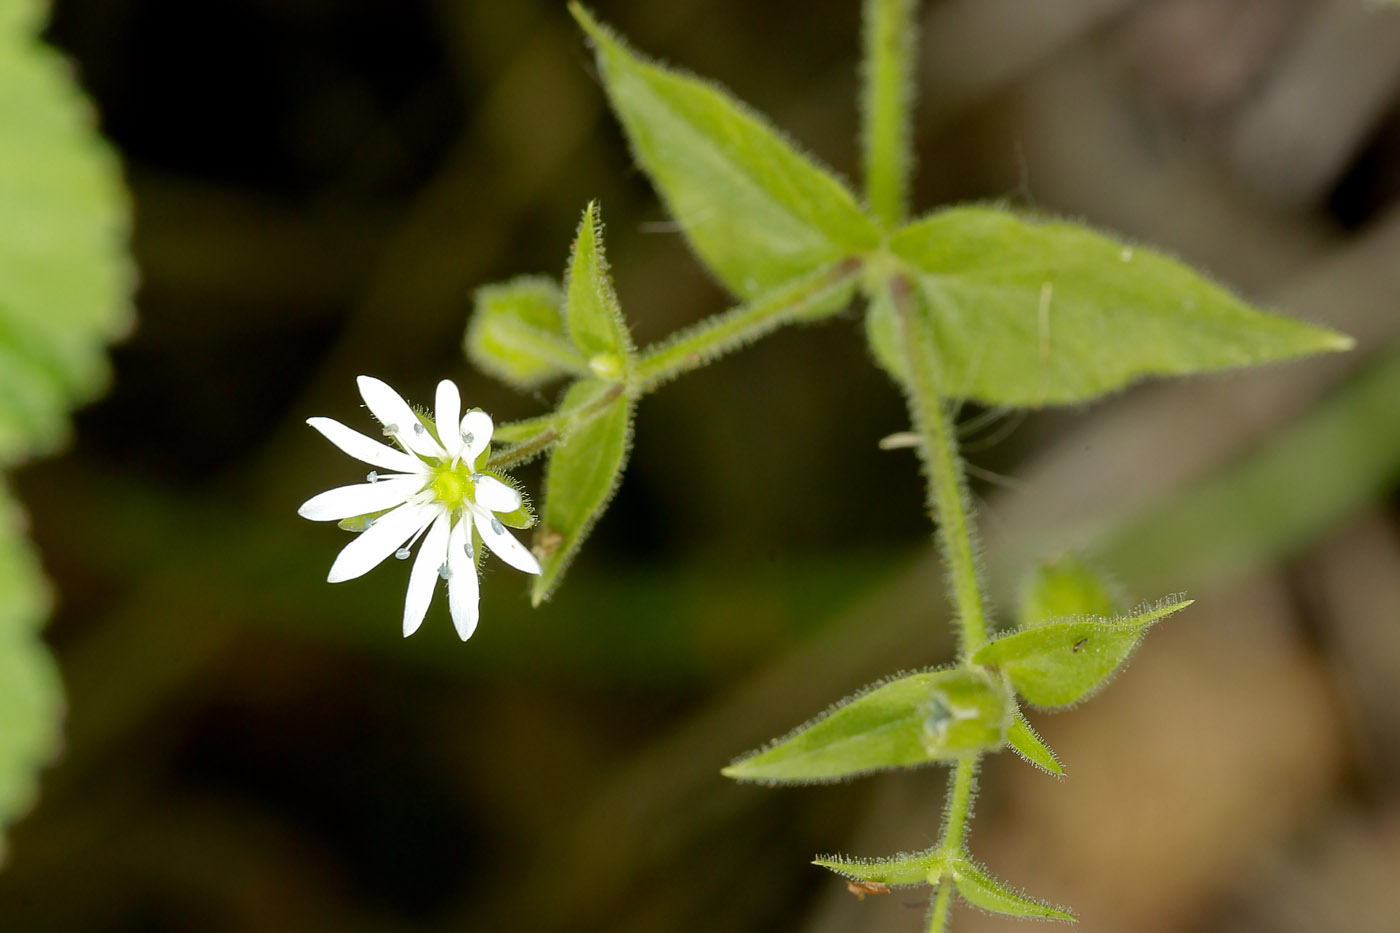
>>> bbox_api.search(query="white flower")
[298,375,541,640]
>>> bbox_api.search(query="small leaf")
[0,487,63,862]
[815,846,942,888]
[563,201,634,368]
[723,668,1010,784]
[531,380,632,604]
[973,598,1192,708]
[1005,711,1064,777]
[951,858,1075,922]
[1018,553,1122,628]
[571,4,879,298]
[467,275,587,390]
[887,206,1351,406]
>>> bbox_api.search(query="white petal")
[357,375,447,460]
[474,507,541,575]
[435,380,463,460]
[307,417,424,474]
[447,517,480,640]
[459,410,493,466]
[403,510,451,637]
[327,502,432,583]
[298,475,427,522]
[472,473,522,513]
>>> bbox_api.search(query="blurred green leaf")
[951,858,1075,922]
[564,201,634,378]
[0,7,134,464]
[0,5,132,861]
[466,275,586,390]
[1017,553,1122,628]
[974,598,1192,708]
[1101,337,1400,592]
[814,846,942,888]
[878,206,1349,405]
[571,4,879,298]
[531,379,632,605]
[722,668,1009,784]
[1005,712,1063,776]
[0,486,62,863]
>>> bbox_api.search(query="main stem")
[890,276,990,655]
[862,0,918,229]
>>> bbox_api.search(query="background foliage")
[3,0,1400,930]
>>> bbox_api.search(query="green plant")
[310,1,1349,928]
[0,0,135,860]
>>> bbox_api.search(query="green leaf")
[1018,553,1122,628]
[0,10,135,465]
[883,206,1350,406]
[0,486,63,863]
[570,4,880,298]
[466,275,588,390]
[973,598,1192,708]
[1005,712,1064,777]
[723,668,1010,784]
[563,201,634,377]
[814,846,942,888]
[531,379,632,605]
[951,858,1075,922]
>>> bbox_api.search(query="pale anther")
[438,563,452,580]
[366,470,379,483]
[491,517,504,535]
[412,422,425,435]
[382,423,398,436]
[395,547,410,560]
[462,431,474,444]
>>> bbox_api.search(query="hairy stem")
[938,758,978,856]
[631,259,861,392]
[862,0,918,229]
[928,880,955,933]
[890,276,990,655]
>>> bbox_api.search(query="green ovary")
[429,465,474,510]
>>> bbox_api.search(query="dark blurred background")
[4,0,1400,929]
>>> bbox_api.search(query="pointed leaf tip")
[575,6,877,298]
[975,597,1192,707]
[1006,712,1065,777]
[881,207,1353,405]
[724,668,1009,784]
[952,859,1076,922]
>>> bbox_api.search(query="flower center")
[429,464,474,511]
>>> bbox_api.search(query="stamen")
[382,423,398,436]
[438,563,452,580]
[395,547,410,560]
[491,517,505,535]
[366,470,379,484]
[462,431,474,445]
[412,423,425,435]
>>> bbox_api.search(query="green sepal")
[570,4,879,299]
[1005,711,1064,777]
[722,668,1010,784]
[467,275,588,390]
[563,201,635,372]
[884,206,1351,406]
[951,858,1075,922]
[974,598,1193,708]
[531,379,632,605]
[1018,553,1122,628]
[814,846,943,888]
